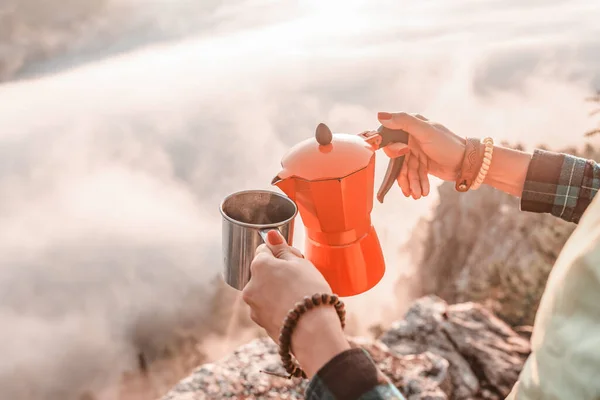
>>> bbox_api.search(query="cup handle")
[258,228,276,243]
[258,228,304,258]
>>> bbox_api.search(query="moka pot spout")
[271,173,296,201]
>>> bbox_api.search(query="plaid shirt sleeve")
[521,149,600,224]
[305,348,406,400]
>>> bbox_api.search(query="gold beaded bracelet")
[277,293,346,379]
[471,137,494,190]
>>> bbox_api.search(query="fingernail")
[378,112,393,120]
[267,230,284,245]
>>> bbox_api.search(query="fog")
[0,0,599,398]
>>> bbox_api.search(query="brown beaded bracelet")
[278,293,346,379]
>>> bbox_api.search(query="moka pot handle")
[375,126,409,203]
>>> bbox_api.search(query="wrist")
[483,145,532,197]
[291,306,350,378]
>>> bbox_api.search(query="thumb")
[265,230,299,261]
[377,111,430,142]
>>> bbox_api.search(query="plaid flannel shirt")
[521,149,600,223]
[305,149,599,400]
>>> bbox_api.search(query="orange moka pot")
[272,123,409,297]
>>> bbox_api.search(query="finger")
[249,310,259,324]
[265,230,300,261]
[397,152,411,197]
[255,243,274,257]
[377,111,432,141]
[408,153,422,199]
[383,142,409,158]
[242,281,256,306]
[417,150,430,197]
[250,251,273,276]
[413,113,429,121]
[289,246,305,258]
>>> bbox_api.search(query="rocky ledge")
[162,296,530,400]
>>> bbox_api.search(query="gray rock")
[163,296,530,399]
[381,296,530,399]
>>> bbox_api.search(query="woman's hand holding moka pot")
[377,111,531,198]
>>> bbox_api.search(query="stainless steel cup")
[220,190,297,290]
